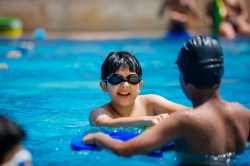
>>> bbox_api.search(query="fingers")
[152,113,169,125]
[160,113,169,119]
[82,133,96,144]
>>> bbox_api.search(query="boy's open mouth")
[118,92,130,98]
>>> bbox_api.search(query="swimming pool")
[0,36,250,165]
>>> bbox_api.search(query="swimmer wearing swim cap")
[175,35,224,89]
[83,36,250,165]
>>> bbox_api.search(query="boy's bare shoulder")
[230,102,249,110]
[89,104,113,118]
[138,94,169,103]
[228,102,250,116]
[168,109,197,124]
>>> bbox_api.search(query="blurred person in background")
[0,116,32,166]
[205,0,250,39]
[158,0,199,32]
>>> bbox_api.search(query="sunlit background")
[1,0,249,39]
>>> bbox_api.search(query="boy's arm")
[146,94,191,115]
[90,107,169,128]
[83,111,184,156]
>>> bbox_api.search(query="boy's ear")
[100,81,107,93]
[181,82,187,87]
[220,79,223,83]
[138,81,143,94]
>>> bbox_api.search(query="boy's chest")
[128,104,156,117]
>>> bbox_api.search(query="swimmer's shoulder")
[173,107,210,124]
[228,102,250,116]
[223,101,248,112]
[89,104,115,127]
[137,94,171,106]
[89,103,113,119]
[138,94,169,102]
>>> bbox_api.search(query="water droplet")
[55,148,58,150]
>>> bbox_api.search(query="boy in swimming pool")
[89,51,190,128]
[83,36,250,164]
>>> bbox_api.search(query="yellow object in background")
[211,0,227,34]
[0,17,23,38]
[143,125,153,130]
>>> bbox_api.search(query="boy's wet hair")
[176,36,224,89]
[0,116,25,164]
[101,51,142,80]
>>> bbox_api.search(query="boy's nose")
[121,81,129,88]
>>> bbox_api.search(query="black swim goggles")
[102,74,142,85]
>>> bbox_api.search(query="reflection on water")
[176,152,236,166]
[1,38,250,165]
[83,126,144,134]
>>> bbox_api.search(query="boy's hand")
[83,132,107,145]
[145,113,169,126]
[82,133,96,144]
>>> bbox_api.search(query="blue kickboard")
[71,132,174,157]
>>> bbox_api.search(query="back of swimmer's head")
[176,36,224,89]
[0,116,25,164]
[101,51,142,80]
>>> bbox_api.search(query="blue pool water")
[0,36,250,165]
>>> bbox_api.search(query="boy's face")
[100,66,143,107]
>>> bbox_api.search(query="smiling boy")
[89,51,189,128]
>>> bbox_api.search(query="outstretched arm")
[84,111,184,156]
[89,107,169,128]
[146,94,191,115]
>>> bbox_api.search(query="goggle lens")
[104,74,141,85]
[109,76,122,85]
[128,76,140,84]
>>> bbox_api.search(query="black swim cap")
[176,36,224,88]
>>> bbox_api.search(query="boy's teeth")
[119,92,129,95]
